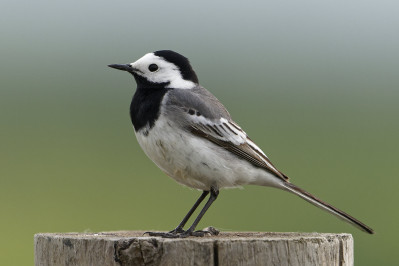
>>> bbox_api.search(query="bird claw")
[168,227,185,234]
[145,231,180,238]
[143,226,219,238]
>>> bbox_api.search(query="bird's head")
[109,50,198,89]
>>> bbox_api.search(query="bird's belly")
[135,117,279,190]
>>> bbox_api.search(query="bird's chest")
[135,116,193,179]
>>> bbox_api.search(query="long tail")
[282,182,374,234]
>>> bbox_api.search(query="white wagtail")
[108,50,374,237]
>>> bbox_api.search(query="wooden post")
[34,231,353,266]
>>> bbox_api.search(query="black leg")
[146,190,210,237]
[170,190,209,233]
[179,187,219,238]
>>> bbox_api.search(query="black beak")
[108,64,135,72]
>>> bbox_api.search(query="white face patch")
[130,53,196,89]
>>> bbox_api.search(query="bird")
[108,50,374,238]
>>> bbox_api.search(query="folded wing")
[165,87,288,182]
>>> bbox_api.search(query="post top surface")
[35,231,352,242]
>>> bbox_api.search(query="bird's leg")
[146,190,209,237]
[179,187,219,238]
[169,190,209,234]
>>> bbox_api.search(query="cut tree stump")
[34,231,353,266]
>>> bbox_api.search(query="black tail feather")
[283,182,374,234]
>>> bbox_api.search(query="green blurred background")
[1,0,398,264]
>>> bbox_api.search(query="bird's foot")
[168,227,185,234]
[143,227,183,238]
[145,231,180,238]
[177,226,219,238]
[144,226,219,238]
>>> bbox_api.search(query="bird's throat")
[130,86,171,132]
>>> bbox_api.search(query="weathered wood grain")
[34,231,353,266]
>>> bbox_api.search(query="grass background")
[1,0,398,265]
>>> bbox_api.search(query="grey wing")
[166,86,231,120]
[164,87,289,181]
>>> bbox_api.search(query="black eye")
[148,64,158,72]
